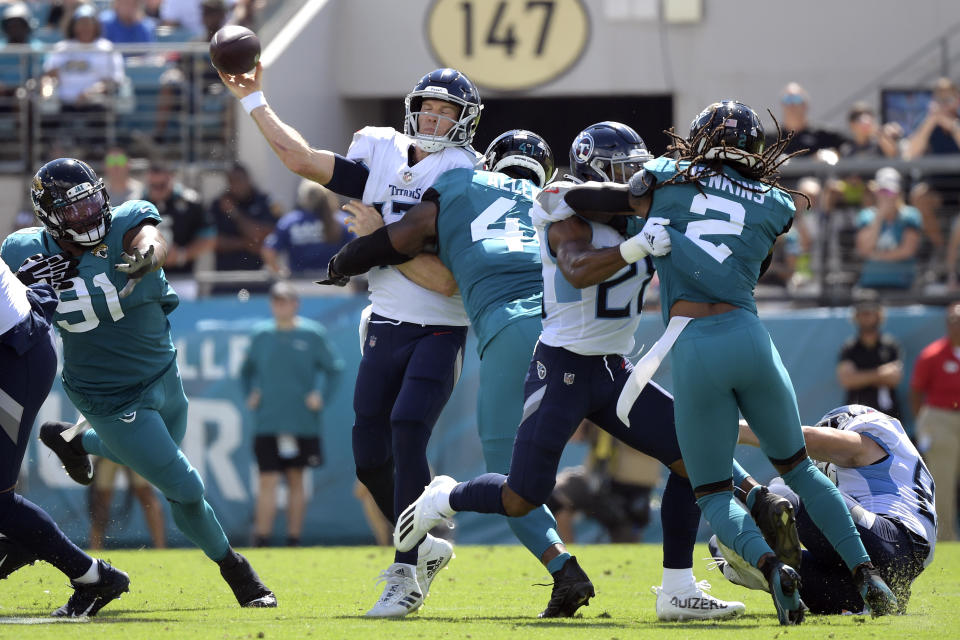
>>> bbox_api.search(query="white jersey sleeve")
[347,127,477,326]
[538,220,653,356]
[0,258,31,336]
[532,180,578,227]
[833,413,937,565]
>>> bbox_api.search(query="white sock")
[417,534,433,558]
[73,559,100,584]
[661,567,696,593]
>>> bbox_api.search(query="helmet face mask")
[483,129,556,188]
[404,68,482,153]
[570,121,652,184]
[32,158,112,246]
[688,100,765,169]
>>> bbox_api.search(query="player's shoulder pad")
[351,126,398,146]
[1,227,47,266]
[643,156,679,183]
[532,180,578,228]
[766,185,796,214]
[848,413,903,454]
[112,200,161,232]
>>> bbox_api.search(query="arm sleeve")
[313,330,345,401]
[325,155,369,199]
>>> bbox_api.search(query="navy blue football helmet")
[31,158,111,246]
[404,68,482,152]
[483,129,556,188]
[814,404,877,430]
[688,100,765,168]
[569,121,652,184]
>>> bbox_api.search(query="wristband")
[619,235,649,264]
[240,91,267,115]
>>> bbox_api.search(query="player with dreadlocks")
[558,100,900,626]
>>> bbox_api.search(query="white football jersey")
[829,412,937,565]
[538,214,653,356]
[0,257,31,336]
[346,126,478,326]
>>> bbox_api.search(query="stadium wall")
[19,296,946,548]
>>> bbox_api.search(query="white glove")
[619,217,671,263]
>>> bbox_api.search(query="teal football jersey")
[1,200,178,410]
[433,169,542,356]
[643,158,795,323]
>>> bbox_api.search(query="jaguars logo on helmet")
[569,121,652,184]
[483,129,556,188]
[404,68,483,153]
[31,158,112,246]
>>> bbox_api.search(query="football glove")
[315,257,349,287]
[619,217,671,263]
[15,252,79,290]
[115,245,158,280]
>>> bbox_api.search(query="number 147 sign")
[427,0,589,91]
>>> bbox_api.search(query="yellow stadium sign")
[427,0,590,92]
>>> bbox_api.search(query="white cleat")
[707,534,771,592]
[365,563,423,618]
[395,475,457,553]
[652,579,746,621]
[417,534,454,598]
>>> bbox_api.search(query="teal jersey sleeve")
[434,170,543,355]
[645,159,795,323]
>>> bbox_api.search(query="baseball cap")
[874,167,901,194]
[269,281,299,300]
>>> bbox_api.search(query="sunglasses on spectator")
[105,153,128,168]
[781,94,806,105]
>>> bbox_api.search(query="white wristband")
[619,235,649,264]
[240,91,267,115]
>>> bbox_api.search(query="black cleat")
[750,486,801,569]
[0,536,38,580]
[219,550,277,608]
[854,563,898,617]
[39,421,93,486]
[538,556,595,618]
[52,560,129,617]
[762,560,806,626]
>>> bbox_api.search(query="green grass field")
[0,543,956,639]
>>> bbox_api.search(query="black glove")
[315,257,349,287]
[16,253,79,291]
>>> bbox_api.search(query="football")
[209,25,261,75]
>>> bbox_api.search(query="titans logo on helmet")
[573,133,594,163]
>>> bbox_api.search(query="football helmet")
[814,404,877,430]
[569,121,652,184]
[483,129,556,188]
[688,100,765,168]
[31,158,111,246]
[404,68,482,153]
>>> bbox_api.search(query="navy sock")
[660,472,699,569]
[356,458,397,524]
[449,473,508,515]
[0,492,91,579]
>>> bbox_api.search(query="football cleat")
[395,475,457,553]
[707,535,770,592]
[538,556,595,618]
[39,421,94,486]
[219,550,277,608]
[853,563,898,617]
[365,563,423,618]
[0,535,38,580]
[763,560,806,626]
[417,534,454,598]
[651,579,746,621]
[749,486,802,569]
[52,560,129,617]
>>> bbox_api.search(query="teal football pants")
[479,316,562,559]
[73,365,231,561]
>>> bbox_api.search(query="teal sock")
[782,458,870,570]
[732,459,751,490]
[697,492,772,568]
[745,485,762,510]
[547,552,571,575]
[507,505,563,561]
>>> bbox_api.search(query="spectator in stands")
[547,420,660,543]
[839,102,901,158]
[41,4,126,156]
[46,0,83,35]
[240,281,344,547]
[0,2,39,47]
[262,179,352,278]
[103,147,143,202]
[89,458,166,550]
[0,3,41,154]
[141,160,215,294]
[910,301,960,541]
[100,0,157,44]
[855,167,922,289]
[837,291,904,419]
[946,216,960,290]
[775,82,847,157]
[906,77,960,211]
[160,0,206,39]
[210,163,275,278]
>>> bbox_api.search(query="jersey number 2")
[685,194,745,264]
[470,197,533,252]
